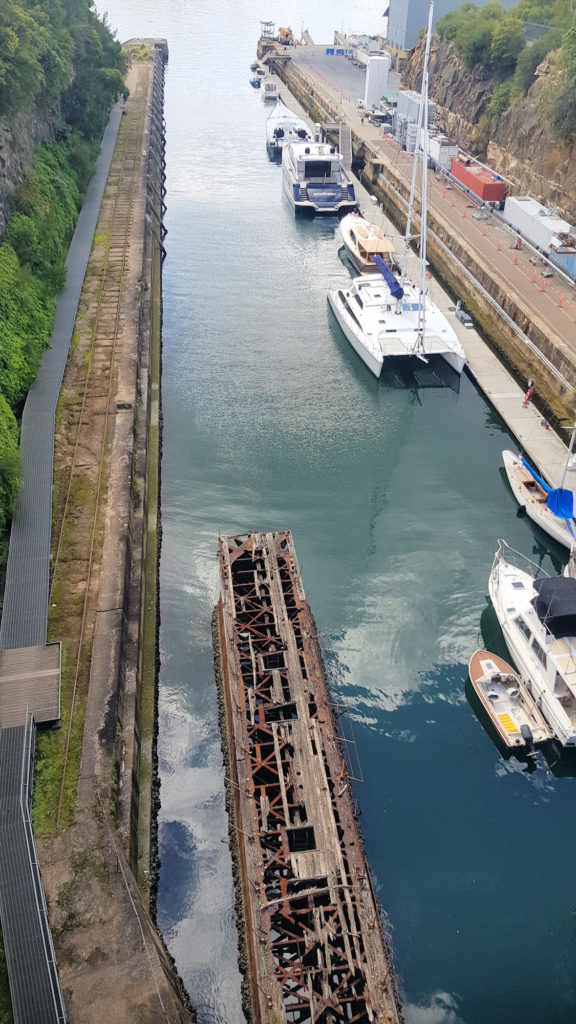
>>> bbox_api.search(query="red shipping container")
[450,158,507,203]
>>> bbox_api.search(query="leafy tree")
[511,0,572,29]
[437,2,512,70]
[0,390,19,541]
[513,28,562,92]
[489,79,514,113]
[490,17,526,79]
[0,0,129,549]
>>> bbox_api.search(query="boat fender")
[517,505,527,518]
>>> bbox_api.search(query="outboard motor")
[520,723,534,751]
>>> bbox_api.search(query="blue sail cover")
[520,455,574,520]
[374,255,404,300]
[520,456,551,494]
[547,487,574,519]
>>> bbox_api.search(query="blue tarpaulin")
[547,487,574,519]
[520,457,551,493]
[374,255,404,300]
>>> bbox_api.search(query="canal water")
[99,2,576,1021]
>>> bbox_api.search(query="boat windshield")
[303,159,334,179]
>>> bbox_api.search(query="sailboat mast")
[417,0,435,349]
[400,0,435,291]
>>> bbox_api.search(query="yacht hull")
[282,174,356,217]
[327,292,383,377]
[468,649,551,748]
[328,287,466,378]
[488,550,576,747]
[502,449,576,549]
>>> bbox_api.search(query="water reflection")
[405,991,467,1024]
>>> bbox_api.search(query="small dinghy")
[468,649,552,750]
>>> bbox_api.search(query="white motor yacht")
[266,99,312,160]
[282,140,357,216]
[339,212,397,274]
[261,76,279,102]
[327,265,466,377]
[488,540,576,747]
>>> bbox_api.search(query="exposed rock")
[401,36,576,222]
[402,37,495,149]
[0,106,59,236]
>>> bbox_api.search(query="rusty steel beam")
[215,531,404,1024]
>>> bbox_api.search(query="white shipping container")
[427,133,458,171]
[503,196,572,254]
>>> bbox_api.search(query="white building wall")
[364,55,391,108]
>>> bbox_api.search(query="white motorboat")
[502,435,576,550]
[488,539,576,747]
[339,211,397,274]
[327,0,466,379]
[468,649,552,749]
[327,265,466,377]
[261,76,279,102]
[266,98,312,161]
[282,139,357,216]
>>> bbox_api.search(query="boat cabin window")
[514,615,531,641]
[303,159,334,179]
[531,637,547,668]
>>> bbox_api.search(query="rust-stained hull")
[215,530,404,1024]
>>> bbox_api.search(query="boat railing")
[492,538,552,581]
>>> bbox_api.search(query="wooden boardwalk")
[216,530,403,1024]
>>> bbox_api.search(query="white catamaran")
[327,0,466,378]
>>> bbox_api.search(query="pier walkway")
[216,531,404,1024]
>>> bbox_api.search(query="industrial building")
[387,0,513,51]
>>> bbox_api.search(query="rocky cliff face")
[0,108,58,236]
[403,38,494,149]
[402,37,576,221]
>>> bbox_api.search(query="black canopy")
[532,577,576,638]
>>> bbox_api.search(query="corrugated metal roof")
[0,644,61,728]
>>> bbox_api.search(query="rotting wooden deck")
[215,530,404,1024]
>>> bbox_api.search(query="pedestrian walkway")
[0,104,122,1024]
[0,104,122,652]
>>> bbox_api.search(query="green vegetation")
[436,0,576,138]
[0,0,127,563]
[437,3,525,73]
